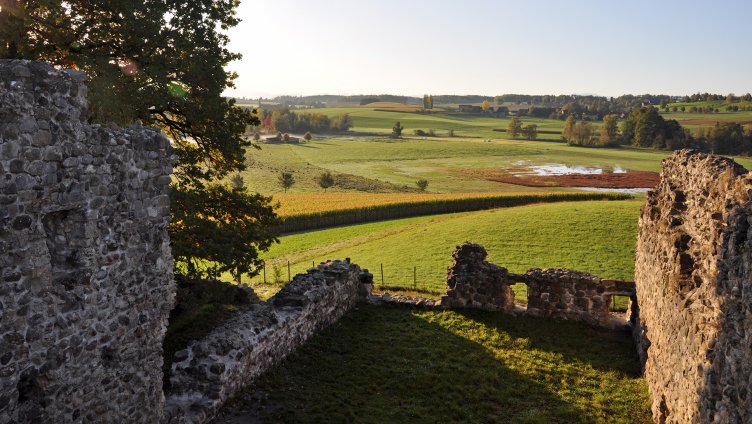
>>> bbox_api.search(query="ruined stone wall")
[0,60,175,423]
[525,269,635,328]
[164,260,373,424]
[440,243,634,328]
[441,243,515,311]
[635,150,752,423]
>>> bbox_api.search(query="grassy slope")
[220,305,651,424]
[241,137,728,196]
[240,200,642,297]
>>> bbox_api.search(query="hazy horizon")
[226,0,752,99]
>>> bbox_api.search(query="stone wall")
[635,150,752,423]
[441,243,515,311]
[440,243,635,328]
[164,260,373,424]
[525,268,635,328]
[0,60,175,423]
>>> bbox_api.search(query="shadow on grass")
[217,305,650,424]
[451,308,643,376]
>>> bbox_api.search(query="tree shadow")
[217,305,646,423]
[452,308,643,377]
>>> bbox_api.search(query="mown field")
[235,200,642,299]
[240,136,696,197]
[218,305,652,424]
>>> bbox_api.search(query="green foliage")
[392,121,405,137]
[600,114,620,145]
[278,172,295,192]
[563,115,576,142]
[522,124,538,140]
[170,183,279,283]
[317,171,335,191]
[226,305,651,423]
[0,0,258,186]
[303,131,312,141]
[507,117,522,138]
[416,179,429,191]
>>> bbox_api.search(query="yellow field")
[271,191,581,217]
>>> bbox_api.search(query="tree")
[428,95,434,109]
[416,179,429,191]
[303,132,312,142]
[317,171,335,191]
[423,95,430,110]
[278,172,295,192]
[599,114,619,145]
[170,184,279,284]
[392,121,404,137]
[481,100,491,112]
[1,0,282,281]
[507,117,522,138]
[563,115,576,142]
[522,124,538,140]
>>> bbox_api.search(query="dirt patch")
[461,169,660,188]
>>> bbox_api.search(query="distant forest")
[237,92,752,117]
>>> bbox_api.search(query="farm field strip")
[236,200,643,300]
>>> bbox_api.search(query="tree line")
[558,107,752,154]
[258,109,352,134]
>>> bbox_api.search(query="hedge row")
[275,192,633,234]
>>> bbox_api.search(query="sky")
[225,0,752,98]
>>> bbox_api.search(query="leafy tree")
[481,100,491,112]
[170,184,279,284]
[392,121,404,137]
[447,129,455,137]
[522,124,537,140]
[507,117,522,139]
[330,114,352,132]
[0,0,283,281]
[563,115,576,142]
[303,132,312,142]
[599,114,619,145]
[423,95,430,110]
[278,172,295,192]
[416,179,429,191]
[428,95,434,109]
[317,171,335,191]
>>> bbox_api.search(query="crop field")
[218,305,651,423]
[239,136,718,196]
[235,200,642,299]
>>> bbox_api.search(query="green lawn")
[239,200,643,298]
[218,305,651,424]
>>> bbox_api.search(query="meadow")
[236,200,642,299]
[218,305,652,423]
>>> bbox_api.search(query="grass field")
[237,200,642,299]
[218,305,651,423]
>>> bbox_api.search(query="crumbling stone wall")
[441,243,515,311]
[635,150,752,423]
[0,60,175,423]
[440,243,634,328]
[164,260,373,424]
[525,269,635,328]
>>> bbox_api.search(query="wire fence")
[246,261,630,312]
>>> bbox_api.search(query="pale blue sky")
[226,0,752,98]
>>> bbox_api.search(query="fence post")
[288,260,291,283]
[380,264,384,289]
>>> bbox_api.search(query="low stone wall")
[635,150,752,423]
[163,260,373,423]
[525,268,635,327]
[440,243,635,328]
[441,243,515,311]
[0,60,175,423]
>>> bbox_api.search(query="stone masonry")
[525,268,635,328]
[0,60,175,423]
[164,260,373,424]
[635,150,752,423]
[441,243,516,311]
